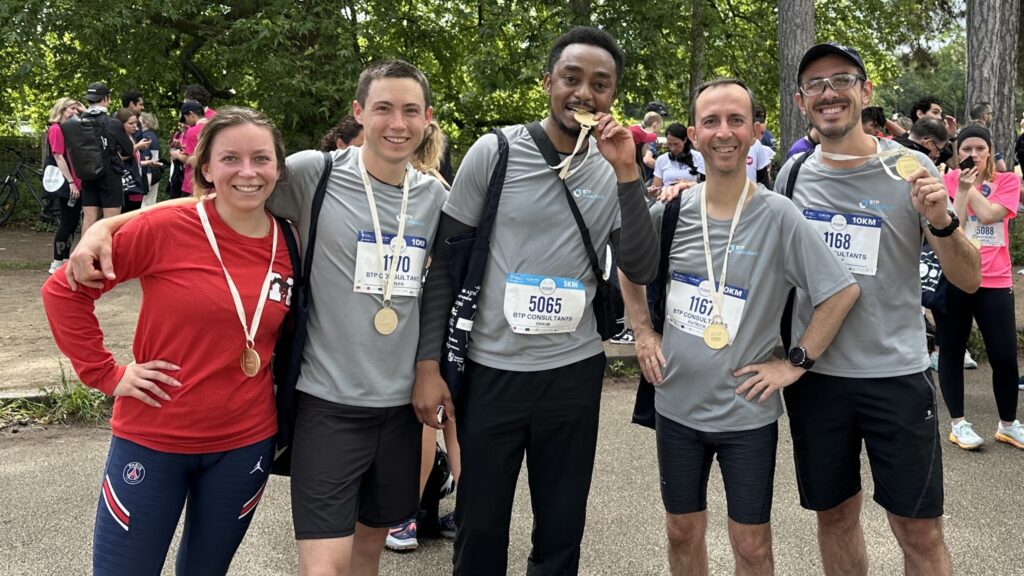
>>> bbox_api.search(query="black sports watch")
[927,209,959,238]
[788,346,815,370]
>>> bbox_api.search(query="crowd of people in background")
[34,29,1024,576]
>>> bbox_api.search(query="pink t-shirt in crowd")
[944,170,1021,288]
[48,123,81,189]
[181,123,203,194]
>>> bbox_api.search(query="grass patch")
[0,363,110,427]
[606,359,640,380]
[0,259,49,271]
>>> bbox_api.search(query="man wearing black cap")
[169,101,205,197]
[76,82,133,232]
[775,43,981,575]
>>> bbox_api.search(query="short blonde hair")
[48,98,81,124]
[139,112,159,131]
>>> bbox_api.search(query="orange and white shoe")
[995,420,1024,449]
[949,420,984,450]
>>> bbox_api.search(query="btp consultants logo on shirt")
[572,188,606,200]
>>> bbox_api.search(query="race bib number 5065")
[503,273,586,334]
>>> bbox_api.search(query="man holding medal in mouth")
[619,78,859,575]
[413,26,658,576]
[776,43,981,576]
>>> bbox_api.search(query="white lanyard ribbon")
[700,180,752,322]
[546,128,593,180]
[358,148,410,306]
[196,200,278,349]
[819,138,905,181]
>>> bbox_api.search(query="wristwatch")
[927,209,959,238]
[787,346,815,370]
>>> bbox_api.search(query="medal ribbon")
[546,127,593,180]
[196,200,278,351]
[700,180,752,327]
[818,137,906,181]
[358,148,410,307]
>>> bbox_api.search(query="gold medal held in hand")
[374,305,399,335]
[241,347,261,377]
[703,319,729,350]
[895,154,922,179]
[573,110,598,128]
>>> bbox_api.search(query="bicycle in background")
[0,146,61,227]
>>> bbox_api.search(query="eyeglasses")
[799,73,865,96]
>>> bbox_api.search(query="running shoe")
[48,259,65,275]
[440,511,456,539]
[949,420,984,450]
[929,351,939,371]
[963,351,978,370]
[995,420,1024,449]
[610,328,636,345]
[385,518,418,551]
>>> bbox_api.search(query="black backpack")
[60,111,111,180]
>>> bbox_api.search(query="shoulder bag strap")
[300,151,335,285]
[276,215,300,280]
[784,149,813,200]
[524,121,604,282]
[475,128,510,240]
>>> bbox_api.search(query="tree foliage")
[0,0,978,164]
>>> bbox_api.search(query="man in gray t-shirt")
[414,28,657,575]
[777,43,980,576]
[621,79,858,575]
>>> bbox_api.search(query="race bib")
[503,273,587,334]
[964,215,1005,247]
[353,231,427,297]
[665,272,748,345]
[803,209,882,276]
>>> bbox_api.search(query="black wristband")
[927,209,959,238]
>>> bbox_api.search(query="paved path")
[2,372,1023,575]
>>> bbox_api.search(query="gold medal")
[573,110,598,127]
[373,306,399,335]
[241,347,261,377]
[895,154,922,179]
[703,320,729,350]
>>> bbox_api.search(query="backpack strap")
[299,151,335,287]
[780,148,812,349]
[650,195,682,334]
[784,149,813,199]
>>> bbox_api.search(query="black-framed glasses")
[799,73,865,96]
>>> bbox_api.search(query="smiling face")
[544,43,617,139]
[688,83,757,178]
[200,123,279,213]
[352,77,432,168]
[796,54,872,142]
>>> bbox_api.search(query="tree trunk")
[688,0,706,108]
[776,0,815,157]
[966,0,1020,170]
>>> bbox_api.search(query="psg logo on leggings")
[123,462,145,485]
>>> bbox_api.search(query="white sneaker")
[929,351,939,371]
[47,259,65,275]
[995,420,1024,449]
[963,351,978,369]
[949,420,984,450]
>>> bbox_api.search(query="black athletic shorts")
[80,171,123,209]
[655,413,778,525]
[290,392,421,539]
[783,370,944,519]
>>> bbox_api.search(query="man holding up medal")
[620,78,859,575]
[776,43,981,576]
[412,27,658,576]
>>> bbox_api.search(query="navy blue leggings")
[93,436,274,576]
[933,285,1019,422]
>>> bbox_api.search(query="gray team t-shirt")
[775,138,934,378]
[267,148,447,407]
[656,186,855,432]
[444,125,621,371]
